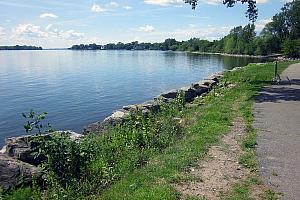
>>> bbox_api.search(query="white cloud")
[110,2,119,7]
[144,0,183,6]
[170,25,231,40]
[124,5,132,10]
[40,13,58,19]
[255,19,272,31]
[256,0,269,3]
[45,24,53,31]
[13,24,48,38]
[0,26,5,37]
[201,0,221,5]
[137,25,232,42]
[11,23,84,42]
[48,28,84,40]
[139,25,155,32]
[58,30,84,40]
[91,4,105,13]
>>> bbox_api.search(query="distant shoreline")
[0,48,285,59]
[190,51,283,59]
[0,45,42,51]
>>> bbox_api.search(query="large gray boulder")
[123,101,160,113]
[191,83,209,96]
[83,110,129,134]
[0,154,42,191]
[139,100,161,113]
[179,86,198,102]
[153,90,179,104]
[200,79,217,88]
[2,131,83,165]
[160,89,178,99]
[83,121,104,135]
[203,73,222,83]
[3,135,41,165]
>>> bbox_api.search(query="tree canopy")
[184,0,258,22]
[261,0,300,57]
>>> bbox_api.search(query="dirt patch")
[175,118,249,200]
[250,184,268,200]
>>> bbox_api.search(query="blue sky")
[0,0,290,48]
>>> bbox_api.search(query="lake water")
[0,50,267,145]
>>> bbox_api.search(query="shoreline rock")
[83,70,225,135]
[1,131,83,166]
[190,51,283,59]
[0,154,42,191]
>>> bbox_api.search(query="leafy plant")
[22,109,52,135]
[15,93,185,199]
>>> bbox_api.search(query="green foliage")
[12,93,186,199]
[32,174,42,200]
[263,189,277,200]
[39,133,91,184]
[261,0,300,57]
[269,0,300,40]
[1,187,32,200]
[22,109,52,135]
[283,38,300,58]
[185,0,258,22]
[225,184,253,200]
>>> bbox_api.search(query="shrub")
[16,93,186,199]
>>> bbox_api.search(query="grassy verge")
[219,61,297,200]
[2,61,297,200]
[98,61,296,199]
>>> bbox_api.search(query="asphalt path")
[254,63,300,200]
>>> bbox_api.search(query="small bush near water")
[2,93,185,199]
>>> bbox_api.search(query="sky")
[0,0,291,48]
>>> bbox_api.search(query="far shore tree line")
[0,45,42,50]
[71,1,300,58]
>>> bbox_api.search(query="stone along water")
[0,50,266,144]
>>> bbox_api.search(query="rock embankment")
[0,131,82,191]
[0,69,228,191]
[0,154,42,191]
[83,71,222,134]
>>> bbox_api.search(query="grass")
[2,61,297,200]
[1,187,32,200]
[97,61,296,199]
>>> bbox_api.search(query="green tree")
[283,39,300,58]
[224,36,236,54]
[259,0,300,57]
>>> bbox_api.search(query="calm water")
[0,50,266,144]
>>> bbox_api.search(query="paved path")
[254,63,300,200]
